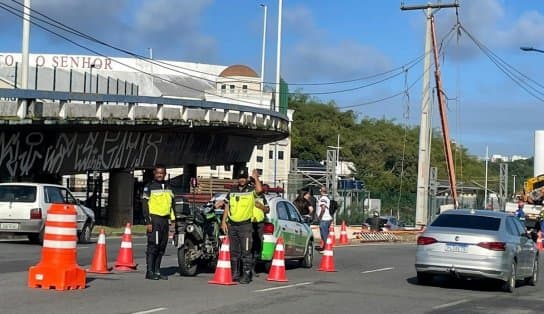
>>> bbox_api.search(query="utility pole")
[484,146,489,208]
[260,4,268,93]
[18,0,31,119]
[401,1,459,228]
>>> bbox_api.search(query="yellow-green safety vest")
[228,191,256,222]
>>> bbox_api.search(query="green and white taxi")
[258,194,314,269]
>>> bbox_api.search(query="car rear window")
[431,214,501,231]
[0,186,37,203]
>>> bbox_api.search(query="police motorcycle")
[172,196,222,276]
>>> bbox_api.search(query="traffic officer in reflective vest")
[142,164,175,280]
[221,168,263,284]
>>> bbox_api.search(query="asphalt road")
[0,237,542,314]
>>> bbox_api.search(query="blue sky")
[1,0,544,157]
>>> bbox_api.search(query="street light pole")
[512,174,517,197]
[260,4,267,93]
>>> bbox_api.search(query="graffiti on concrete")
[0,131,162,176]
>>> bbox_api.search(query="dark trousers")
[147,215,169,257]
[228,221,253,276]
[252,222,264,260]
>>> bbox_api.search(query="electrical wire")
[7,0,428,93]
[458,24,544,103]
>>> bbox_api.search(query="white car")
[0,183,95,243]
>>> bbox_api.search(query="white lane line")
[361,267,394,274]
[254,281,313,292]
[432,299,469,310]
[130,307,168,314]
[133,243,146,246]
[78,246,89,249]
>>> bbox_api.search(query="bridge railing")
[0,88,289,130]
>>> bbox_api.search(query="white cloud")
[133,0,216,62]
[438,0,544,60]
[282,4,392,83]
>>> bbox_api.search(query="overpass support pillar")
[181,164,197,193]
[107,169,134,227]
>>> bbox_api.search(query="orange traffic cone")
[88,228,112,274]
[28,204,86,290]
[317,234,336,272]
[114,223,137,271]
[267,237,288,282]
[329,224,336,246]
[339,221,349,245]
[537,231,543,252]
[209,236,237,285]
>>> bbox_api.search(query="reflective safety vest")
[252,200,265,223]
[228,190,256,222]
[144,181,175,220]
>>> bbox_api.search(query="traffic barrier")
[352,231,400,242]
[209,236,237,285]
[317,235,336,272]
[87,228,112,274]
[28,204,86,291]
[267,237,288,282]
[339,221,349,245]
[537,231,543,252]
[329,224,336,246]
[114,223,137,271]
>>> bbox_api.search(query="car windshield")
[431,214,501,231]
[0,186,37,203]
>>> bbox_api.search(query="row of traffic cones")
[319,221,350,248]
[208,226,339,285]
[87,223,138,274]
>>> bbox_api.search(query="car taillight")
[477,242,506,251]
[263,222,274,234]
[30,208,42,219]
[417,236,437,245]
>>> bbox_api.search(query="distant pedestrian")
[369,211,381,231]
[293,190,314,220]
[142,164,175,280]
[515,200,526,222]
[316,186,333,251]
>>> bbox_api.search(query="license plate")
[445,243,467,253]
[0,223,19,230]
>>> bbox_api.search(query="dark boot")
[145,254,159,280]
[239,261,252,284]
[154,255,168,280]
[231,260,240,282]
[239,269,252,284]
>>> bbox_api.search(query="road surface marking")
[361,267,394,274]
[133,243,146,246]
[131,307,168,314]
[78,246,89,249]
[254,281,313,292]
[432,299,469,310]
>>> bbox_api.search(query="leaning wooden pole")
[430,15,459,208]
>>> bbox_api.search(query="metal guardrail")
[0,88,289,131]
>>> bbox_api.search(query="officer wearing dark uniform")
[221,168,263,284]
[142,164,175,280]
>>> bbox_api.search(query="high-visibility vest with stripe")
[229,191,255,222]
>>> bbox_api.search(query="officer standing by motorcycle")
[221,168,263,284]
[142,164,175,280]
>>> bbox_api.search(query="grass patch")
[92,224,148,236]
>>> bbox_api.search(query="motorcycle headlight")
[186,224,195,233]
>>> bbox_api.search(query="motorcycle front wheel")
[178,238,198,276]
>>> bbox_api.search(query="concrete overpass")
[0,88,289,225]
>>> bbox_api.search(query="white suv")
[0,183,95,243]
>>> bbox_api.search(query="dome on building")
[219,64,258,78]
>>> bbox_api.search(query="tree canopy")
[289,92,533,223]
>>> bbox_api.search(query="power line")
[6,0,427,93]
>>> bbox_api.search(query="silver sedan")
[415,209,539,292]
